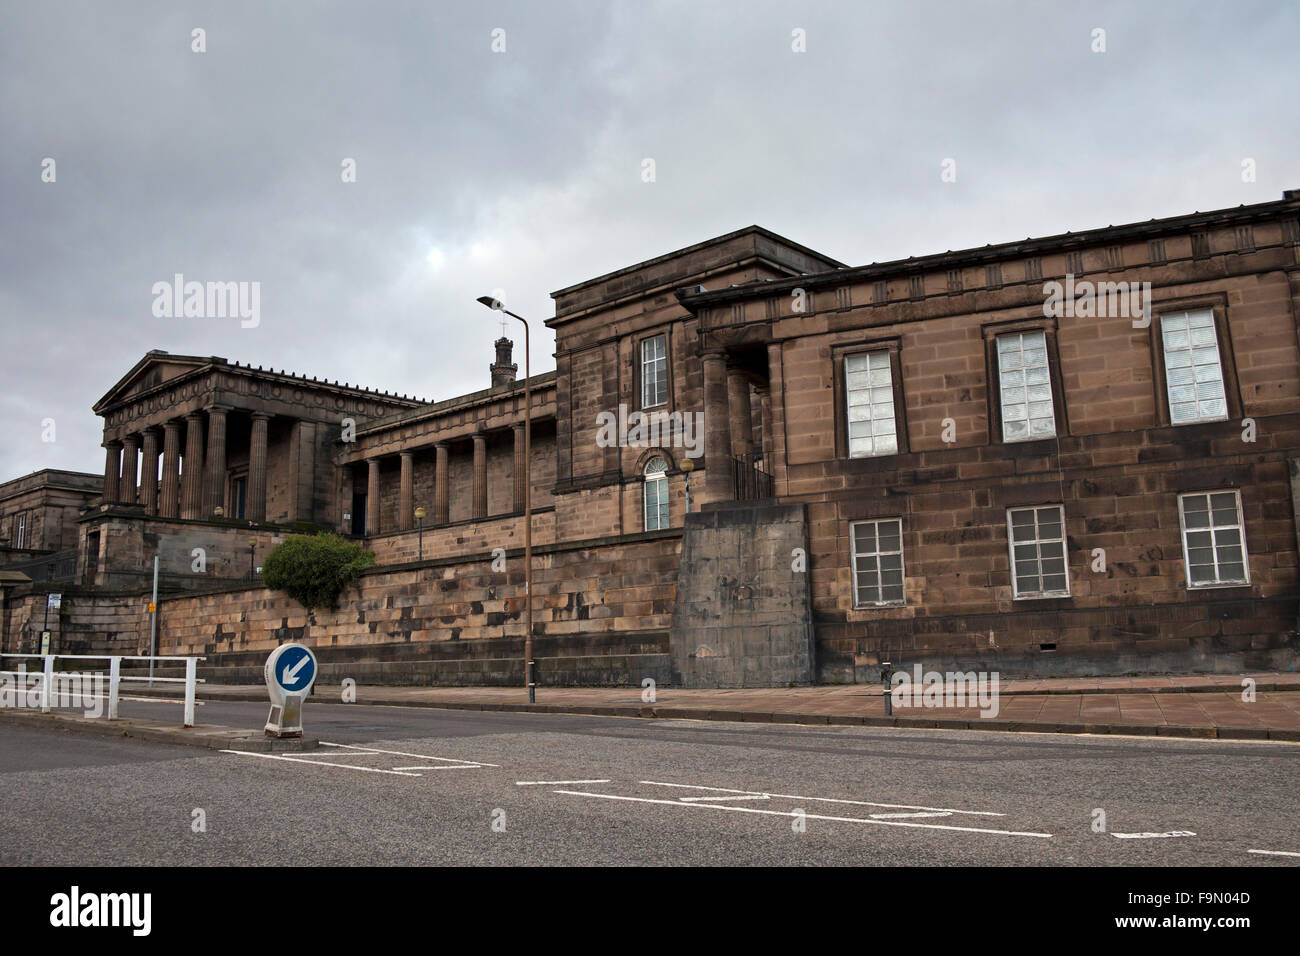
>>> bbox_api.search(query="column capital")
[250,410,270,422]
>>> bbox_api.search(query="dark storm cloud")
[1,0,1296,479]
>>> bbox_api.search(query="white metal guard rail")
[0,654,206,727]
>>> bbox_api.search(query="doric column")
[727,368,754,459]
[399,451,414,531]
[160,421,181,518]
[247,412,269,522]
[139,429,159,515]
[181,413,205,519]
[202,406,228,516]
[512,423,526,513]
[434,442,449,524]
[472,432,487,519]
[703,351,733,502]
[119,434,139,504]
[103,442,121,504]
[366,458,381,536]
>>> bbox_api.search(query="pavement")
[0,708,319,752]
[118,671,1300,741]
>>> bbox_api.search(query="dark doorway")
[232,477,248,519]
[352,491,367,536]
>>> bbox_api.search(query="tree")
[261,534,375,611]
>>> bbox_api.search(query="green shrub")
[261,534,376,611]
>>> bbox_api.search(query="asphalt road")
[2,699,1298,866]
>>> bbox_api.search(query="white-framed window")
[845,351,897,458]
[15,513,26,550]
[640,334,668,408]
[1160,309,1228,425]
[1007,505,1069,598]
[850,518,905,606]
[643,456,669,531]
[997,330,1056,442]
[1178,490,1249,587]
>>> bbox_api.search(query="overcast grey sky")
[2,0,1296,479]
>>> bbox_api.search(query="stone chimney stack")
[490,337,517,387]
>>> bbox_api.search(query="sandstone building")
[3,190,1300,684]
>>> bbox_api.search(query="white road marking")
[556,790,1051,838]
[516,779,612,786]
[678,794,771,803]
[320,742,497,767]
[393,765,486,771]
[1111,831,1196,839]
[639,780,1004,817]
[220,750,422,776]
[870,811,953,819]
[1248,848,1300,857]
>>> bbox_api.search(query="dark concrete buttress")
[669,500,815,687]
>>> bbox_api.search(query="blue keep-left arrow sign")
[277,645,316,693]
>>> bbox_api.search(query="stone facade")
[4,193,1300,684]
[0,469,101,554]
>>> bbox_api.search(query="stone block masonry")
[153,529,683,686]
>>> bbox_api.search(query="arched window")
[643,456,669,531]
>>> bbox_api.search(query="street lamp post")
[414,506,427,561]
[476,295,534,703]
[249,540,256,581]
[680,457,694,514]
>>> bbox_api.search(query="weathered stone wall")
[670,502,814,687]
[0,470,102,552]
[1,586,149,657]
[147,528,683,686]
[770,224,1300,679]
[76,510,292,591]
[366,509,558,564]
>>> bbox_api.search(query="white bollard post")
[108,656,121,720]
[183,657,197,728]
[41,655,54,712]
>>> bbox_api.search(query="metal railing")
[0,548,78,582]
[0,654,205,727]
[731,453,774,500]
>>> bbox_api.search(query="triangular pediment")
[93,351,217,413]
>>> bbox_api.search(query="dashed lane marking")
[1111,831,1196,839]
[1248,848,1300,857]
